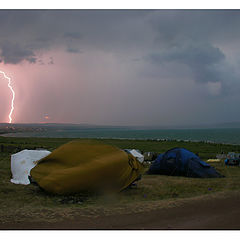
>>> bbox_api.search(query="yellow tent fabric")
[30,140,144,194]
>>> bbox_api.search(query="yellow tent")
[30,140,144,194]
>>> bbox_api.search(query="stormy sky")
[0,10,240,126]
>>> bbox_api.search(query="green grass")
[0,136,240,224]
[1,136,240,157]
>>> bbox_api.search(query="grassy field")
[0,136,240,224]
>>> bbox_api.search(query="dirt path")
[1,192,240,230]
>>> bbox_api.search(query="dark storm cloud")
[0,10,152,63]
[147,42,226,83]
[148,10,240,46]
[142,10,240,95]
[0,10,42,29]
[0,10,238,91]
[1,10,240,85]
[0,42,37,64]
[1,10,240,62]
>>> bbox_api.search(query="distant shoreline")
[1,131,240,146]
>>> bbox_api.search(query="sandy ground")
[1,192,240,230]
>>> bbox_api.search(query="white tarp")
[128,149,144,163]
[10,149,51,185]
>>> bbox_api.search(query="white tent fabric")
[10,149,51,185]
[128,149,144,163]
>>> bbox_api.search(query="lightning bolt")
[0,70,15,123]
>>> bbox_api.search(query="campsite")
[2,9,240,232]
[1,136,240,229]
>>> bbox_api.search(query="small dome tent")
[30,140,144,194]
[148,147,223,178]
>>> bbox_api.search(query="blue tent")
[148,148,223,178]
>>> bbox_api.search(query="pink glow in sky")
[1,10,240,126]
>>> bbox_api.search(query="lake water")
[3,127,240,145]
